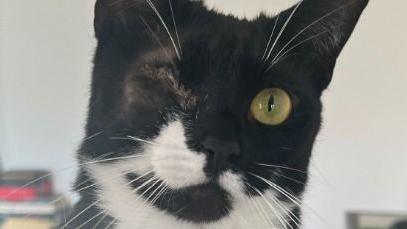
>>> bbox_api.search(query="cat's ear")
[94,0,194,48]
[271,0,369,90]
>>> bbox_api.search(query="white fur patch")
[87,119,294,228]
[98,120,208,189]
[203,0,301,20]
[150,121,208,189]
[90,165,293,229]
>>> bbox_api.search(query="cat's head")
[79,0,368,226]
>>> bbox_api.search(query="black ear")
[94,0,195,57]
[266,0,369,90]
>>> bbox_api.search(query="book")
[1,218,54,229]
[0,195,69,216]
[0,170,53,202]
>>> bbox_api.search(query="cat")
[63,0,368,228]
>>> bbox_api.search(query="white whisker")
[250,172,302,206]
[249,172,331,228]
[92,212,109,229]
[60,200,102,229]
[76,210,107,229]
[1,152,135,201]
[275,170,307,185]
[246,184,276,228]
[126,136,158,145]
[168,0,182,57]
[247,183,290,229]
[257,163,307,174]
[62,170,154,229]
[145,0,181,60]
[264,0,304,63]
[104,219,118,229]
[84,131,103,141]
[270,31,326,69]
[269,193,301,228]
[261,13,280,61]
[143,180,164,206]
[150,184,168,206]
[83,154,147,165]
[269,1,358,67]
[139,16,177,66]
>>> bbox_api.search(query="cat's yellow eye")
[250,88,292,125]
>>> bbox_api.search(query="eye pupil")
[267,95,275,112]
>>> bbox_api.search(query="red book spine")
[0,187,38,202]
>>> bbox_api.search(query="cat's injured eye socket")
[249,88,292,125]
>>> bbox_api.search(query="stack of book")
[0,170,71,228]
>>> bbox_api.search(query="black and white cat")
[64,0,368,228]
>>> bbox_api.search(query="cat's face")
[78,0,368,227]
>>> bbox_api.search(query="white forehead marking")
[203,0,301,20]
[149,120,208,189]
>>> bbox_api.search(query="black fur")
[67,0,369,227]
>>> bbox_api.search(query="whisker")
[145,0,181,60]
[76,210,107,229]
[245,183,276,228]
[249,172,331,228]
[151,184,169,205]
[81,154,147,165]
[94,174,160,228]
[112,135,186,151]
[60,199,102,229]
[270,31,327,69]
[126,170,156,188]
[250,172,302,206]
[61,170,154,229]
[168,0,182,57]
[110,136,155,146]
[247,183,290,229]
[269,193,301,228]
[143,179,164,206]
[274,170,307,185]
[261,13,281,61]
[257,163,307,174]
[126,136,158,145]
[131,175,159,196]
[84,131,103,141]
[104,218,118,229]
[264,0,304,63]
[92,213,109,229]
[257,162,330,187]
[1,152,114,200]
[269,0,359,66]
[139,16,177,67]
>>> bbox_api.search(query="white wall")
[0,0,406,228]
[0,0,95,193]
[302,0,407,228]
[0,0,6,169]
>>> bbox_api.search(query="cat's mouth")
[126,173,232,223]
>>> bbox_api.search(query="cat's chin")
[127,174,232,223]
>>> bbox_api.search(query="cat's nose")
[201,137,240,177]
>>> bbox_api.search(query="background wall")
[0,0,95,193]
[0,0,406,228]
